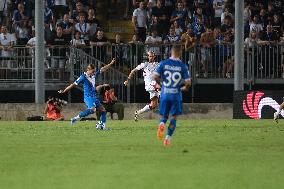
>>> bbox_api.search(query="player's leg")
[95,99,107,130]
[274,101,284,122]
[164,115,177,146]
[157,99,170,140]
[71,98,95,124]
[163,100,182,146]
[135,91,158,121]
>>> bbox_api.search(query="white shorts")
[148,90,160,100]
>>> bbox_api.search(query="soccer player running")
[274,101,284,123]
[58,58,116,129]
[153,45,191,146]
[124,51,160,121]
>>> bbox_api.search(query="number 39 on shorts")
[163,71,182,87]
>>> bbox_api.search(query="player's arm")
[181,79,191,92]
[58,83,76,94]
[180,64,191,92]
[124,68,138,86]
[100,58,116,73]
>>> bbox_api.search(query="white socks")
[165,135,171,140]
[276,108,282,116]
[137,105,151,115]
[74,115,80,120]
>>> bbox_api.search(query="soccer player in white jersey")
[274,100,284,123]
[124,51,160,121]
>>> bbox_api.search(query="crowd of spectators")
[131,0,284,43]
[0,0,283,78]
[0,0,99,50]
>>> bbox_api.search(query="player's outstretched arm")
[58,83,76,94]
[124,68,137,86]
[100,58,116,73]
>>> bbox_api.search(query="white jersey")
[135,61,159,91]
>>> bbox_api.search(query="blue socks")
[167,119,176,137]
[79,109,95,118]
[160,117,168,125]
[100,111,106,123]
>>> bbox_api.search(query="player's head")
[147,51,156,62]
[171,45,182,58]
[86,63,96,75]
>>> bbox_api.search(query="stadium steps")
[104,20,134,42]
[96,0,134,42]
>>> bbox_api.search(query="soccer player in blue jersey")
[58,58,116,129]
[153,45,191,146]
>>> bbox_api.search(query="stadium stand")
[0,0,283,103]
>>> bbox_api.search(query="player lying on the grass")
[153,45,191,146]
[124,51,160,121]
[274,101,284,122]
[58,58,116,129]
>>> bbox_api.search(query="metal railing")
[0,46,72,82]
[0,43,283,102]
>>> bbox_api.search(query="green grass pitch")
[0,120,284,189]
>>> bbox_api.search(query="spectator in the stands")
[245,31,259,48]
[70,31,86,47]
[87,8,99,36]
[145,29,162,57]
[58,14,73,41]
[0,0,9,25]
[173,20,183,36]
[90,29,109,61]
[192,16,205,39]
[71,1,87,22]
[112,33,127,64]
[243,2,251,24]
[128,34,142,44]
[75,13,91,42]
[213,0,225,26]
[146,1,153,27]
[192,6,208,25]
[199,26,215,78]
[164,27,180,44]
[271,14,282,38]
[13,3,30,27]
[220,6,233,25]
[44,1,54,25]
[259,24,279,77]
[259,8,268,29]
[15,20,30,45]
[90,29,109,45]
[132,2,147,42]
[50,25,69,79]
[267,3,275,21]
[221,15,233,35]
[259,24,279,44]
[148,15,159,33]
[170,2,187,29]
[0,25,14,79]
[0,26,14,58]
[222,33,234,78]
[181,25,196,44]
[53,0,68,20]
[152,0,168,37]
[14,0,33,18]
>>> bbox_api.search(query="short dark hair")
[171,45,182,53]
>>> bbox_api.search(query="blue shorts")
[84,97,102,109]
[159,99,182,116]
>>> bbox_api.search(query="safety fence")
[0,43,283,101]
